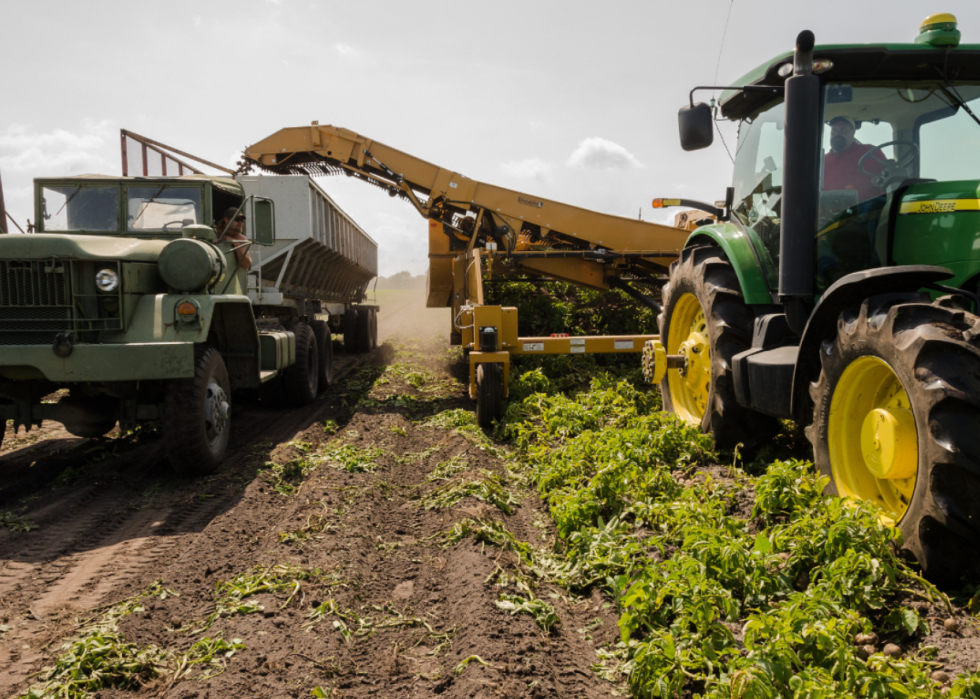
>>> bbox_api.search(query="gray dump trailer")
[238,174,379,354]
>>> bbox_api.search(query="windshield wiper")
[48,186,81,220]
[131,186,166,227]
[933,62,980,129]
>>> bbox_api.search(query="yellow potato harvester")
[244,124,691,425]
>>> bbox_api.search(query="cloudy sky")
[2,0,978,275]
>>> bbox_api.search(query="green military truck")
[0,173,378,475]
[645,14,980,583]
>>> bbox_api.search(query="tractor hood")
[0,234,169,261]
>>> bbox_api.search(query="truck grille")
[0,260,71,307]
[0,259,123,346]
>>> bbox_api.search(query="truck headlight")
[95,268,119,292]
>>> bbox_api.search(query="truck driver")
[215,207,252,271]
[822,116,884,202]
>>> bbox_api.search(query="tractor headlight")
[95,268,119,292]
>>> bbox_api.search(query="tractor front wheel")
[808,293,980,584]
[659,245,779,450]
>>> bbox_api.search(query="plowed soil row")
[0,324,620,697]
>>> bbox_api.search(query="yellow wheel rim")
[666,293,711,424]
[828,356,918,526]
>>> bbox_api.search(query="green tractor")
[646,14,980,584]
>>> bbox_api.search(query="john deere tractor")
[646,14,980,584]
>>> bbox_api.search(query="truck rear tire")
[659,245,778,450]
[475,362,503,429]
[808,294,980,585]
[282,322,319,406]
[344,308,359,353]
[163,346,231,476]
[310,319,334,390]
[357,307,376,351]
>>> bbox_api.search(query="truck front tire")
[163,347,232,476]
[808,293,980,585]
[659,245,779,450]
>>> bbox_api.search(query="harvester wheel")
[475,362,503,430]
[310,319,334,390]
[659,245,778,449]
[808,294,980,585]
[344,308,359,353]
[282,322,319,407]
[163,346,231,476]
[370,308,379,348]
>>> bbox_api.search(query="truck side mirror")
[251,197,275,246]
[678,102,714,151]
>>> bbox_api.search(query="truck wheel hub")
[205,382,230,437]
[828,356,918,526]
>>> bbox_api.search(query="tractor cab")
[728,76,980,294]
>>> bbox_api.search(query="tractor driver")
[215,207,252,271]
[822,116,884,202]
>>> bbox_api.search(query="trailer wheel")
[357,308,376,352]
[310,319,334,389]
[344,308,359,353]
[808,294,980,585]
[659,245,778,450]
[475,362,503,429]
[163,346,231,476]
[282,322,319,406]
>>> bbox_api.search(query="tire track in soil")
[0,351,375,696]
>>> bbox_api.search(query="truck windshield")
[41,185,119,232]
[127,186,203,231]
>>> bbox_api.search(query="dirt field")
[0,291,622,699]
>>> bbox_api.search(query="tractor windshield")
[816,80,980,289]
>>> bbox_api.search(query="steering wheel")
[161,219,193,230]
[858,140,919,176]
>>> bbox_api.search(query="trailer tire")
[310,319,334,389]
[475,362,503,430]
[344,308,359,353]
[163,346,231,477]
[282,322,319,406]
[808,294,980,585]
[659,244,779,450]
[370,308,379,348]
[357,308,375,352]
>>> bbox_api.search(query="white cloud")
[566,137,645,170]
[500,157,553,181]
[335,43,356,56]
[529,120,545,130]
[193,15,201,28]
[0,120,114,175]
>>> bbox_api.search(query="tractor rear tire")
[163,346,231,477]
[310,319,334,390]
[659,245,779,450]
[282,322,319,407]
[344,308,360,353]
[808,293,980,585]
[475,362,503,430]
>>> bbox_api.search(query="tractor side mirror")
[251,197,276,246]
[678,102,714,151]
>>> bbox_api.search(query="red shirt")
[822,142,884,202]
